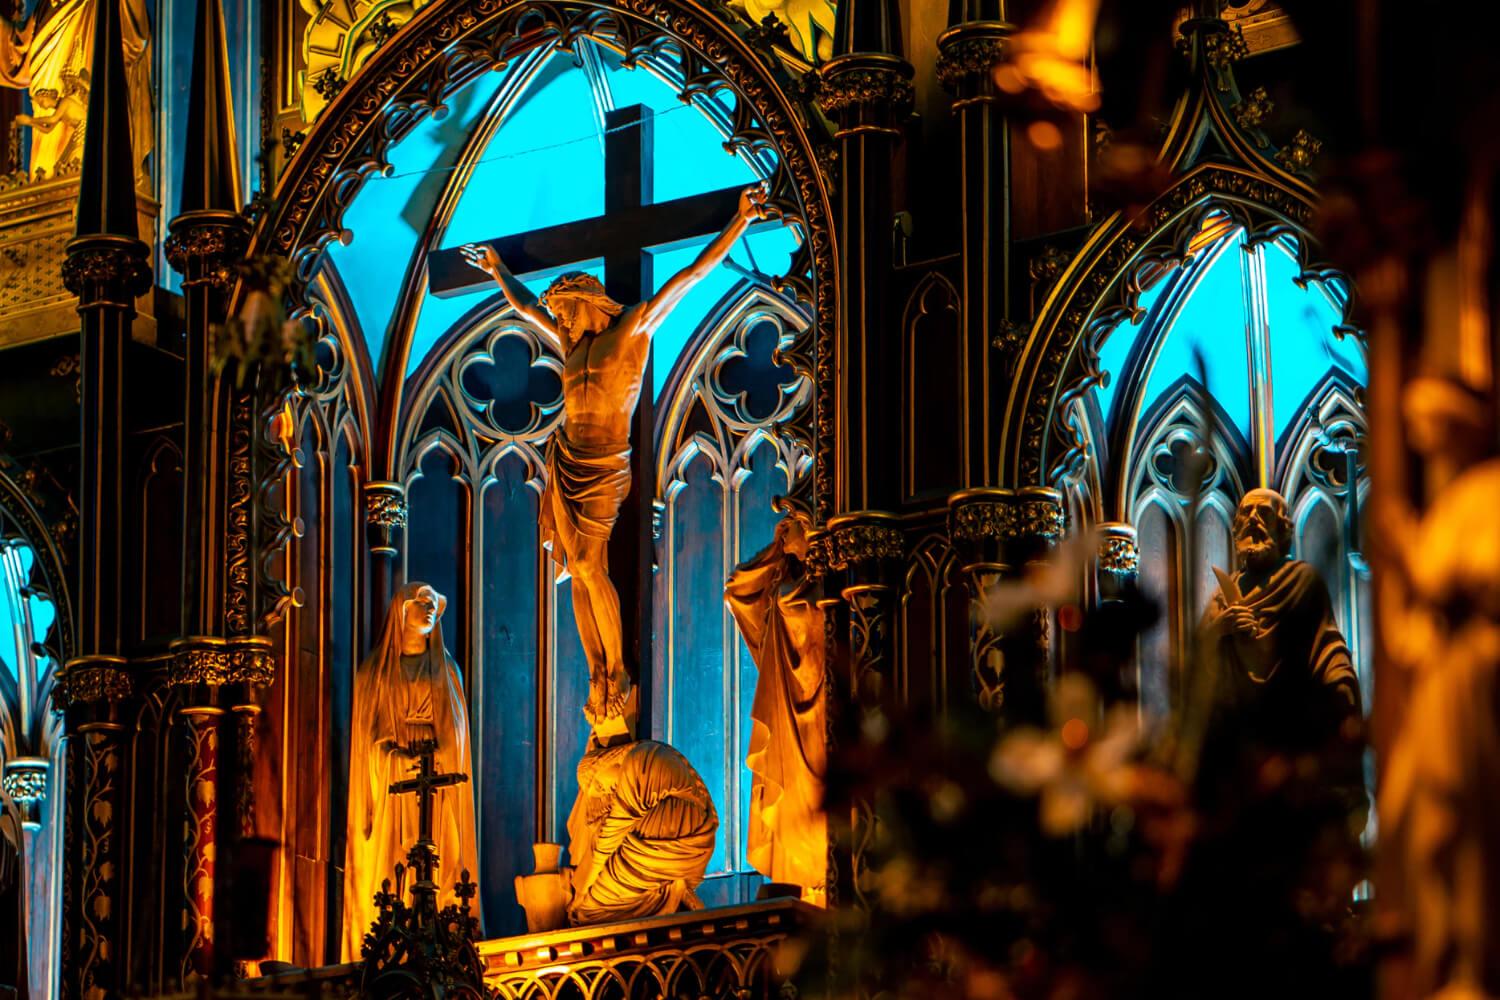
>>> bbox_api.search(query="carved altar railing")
[240,898,814,1000]
[477,898,813,1000]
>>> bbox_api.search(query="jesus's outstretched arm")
[460,243,566,353]
[638,183,777,331]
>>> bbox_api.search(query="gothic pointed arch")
[247,0,837,519]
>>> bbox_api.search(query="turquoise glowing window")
[1099,226,1365,471]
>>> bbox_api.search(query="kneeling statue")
[565,740,718,926]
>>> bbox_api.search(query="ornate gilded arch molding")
[1000,16,1358,491]
[248,0,838,521]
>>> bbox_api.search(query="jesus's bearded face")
[1233,489,1292,572]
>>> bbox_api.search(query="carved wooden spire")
[181,0,242,213]
[75,0,141,238]
[947,0,1005,27]
[833,0,905,57]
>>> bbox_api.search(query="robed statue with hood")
[344,583,480,959]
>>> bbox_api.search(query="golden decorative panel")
[0,176,159,347]
[300,0,433,121]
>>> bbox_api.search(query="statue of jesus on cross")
[461,183,778,732]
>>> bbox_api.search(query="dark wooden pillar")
[938,4,1013,487]
[56,0,153,994]
[163,0,276,982]
[812,0,911,959]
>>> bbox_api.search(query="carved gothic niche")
[245,0,837,525]
[999,14,1354,502]
[902,272,962,501]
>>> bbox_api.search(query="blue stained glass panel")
[0,550,18,681]
[1262,241,1368,437]
[478,454,542,934]
[444,56,607,247]
[647,226,803,400]
[666,452,729,875]
[1141,236,1253,438]
[405,261,604,380]
[329,71,508,373]
[1096,274,1171,425]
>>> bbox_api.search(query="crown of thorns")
[539,272,624,317]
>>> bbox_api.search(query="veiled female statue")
[725,517,827,904]
[343,583,480,960]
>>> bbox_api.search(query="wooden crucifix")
[434,104,778,737]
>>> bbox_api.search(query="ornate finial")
[832,0,905,59]
[358,742,485,999]
[181,0,243,214]
[313,69,346,103]
[1232,85,1275,138]
[74,0,142,240]
[1275,128,1323,174]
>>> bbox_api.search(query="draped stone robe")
[725,531,827,903]
[1205,558,1362,742]
[0,0,153,178]
[343,584,480,960]
[566,740,717,926]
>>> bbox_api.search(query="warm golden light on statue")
[0,0,154,180]
[343,583,480,960]
[727,517,828,905]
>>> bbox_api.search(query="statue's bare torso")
[460,183,774,731]
[561,305,650,447]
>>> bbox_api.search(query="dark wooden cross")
[425,104,747,729]
[389,738,468,894]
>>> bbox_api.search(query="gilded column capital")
[817,53,914,136]
[164,209,251,281]
[364,481,409,529]
[948,487,1065,553]
[1,757,48,824]
[54,655,133,709]
[936,21,1014,97]
[1096,523,1140,575]
[168,635,276,688]
[365,480,409,560]
[61,233,151,303]
[819,510,905,576]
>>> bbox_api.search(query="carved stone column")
[948,488,1065,725]
[938,9,1014,486]
[363,480,407,636]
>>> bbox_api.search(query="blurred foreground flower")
[212,256,316,389]
[988,674,1140,835]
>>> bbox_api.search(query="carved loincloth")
[540,430,632,578]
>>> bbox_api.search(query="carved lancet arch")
[247,0,837,520]
[1000,18,1358,491]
